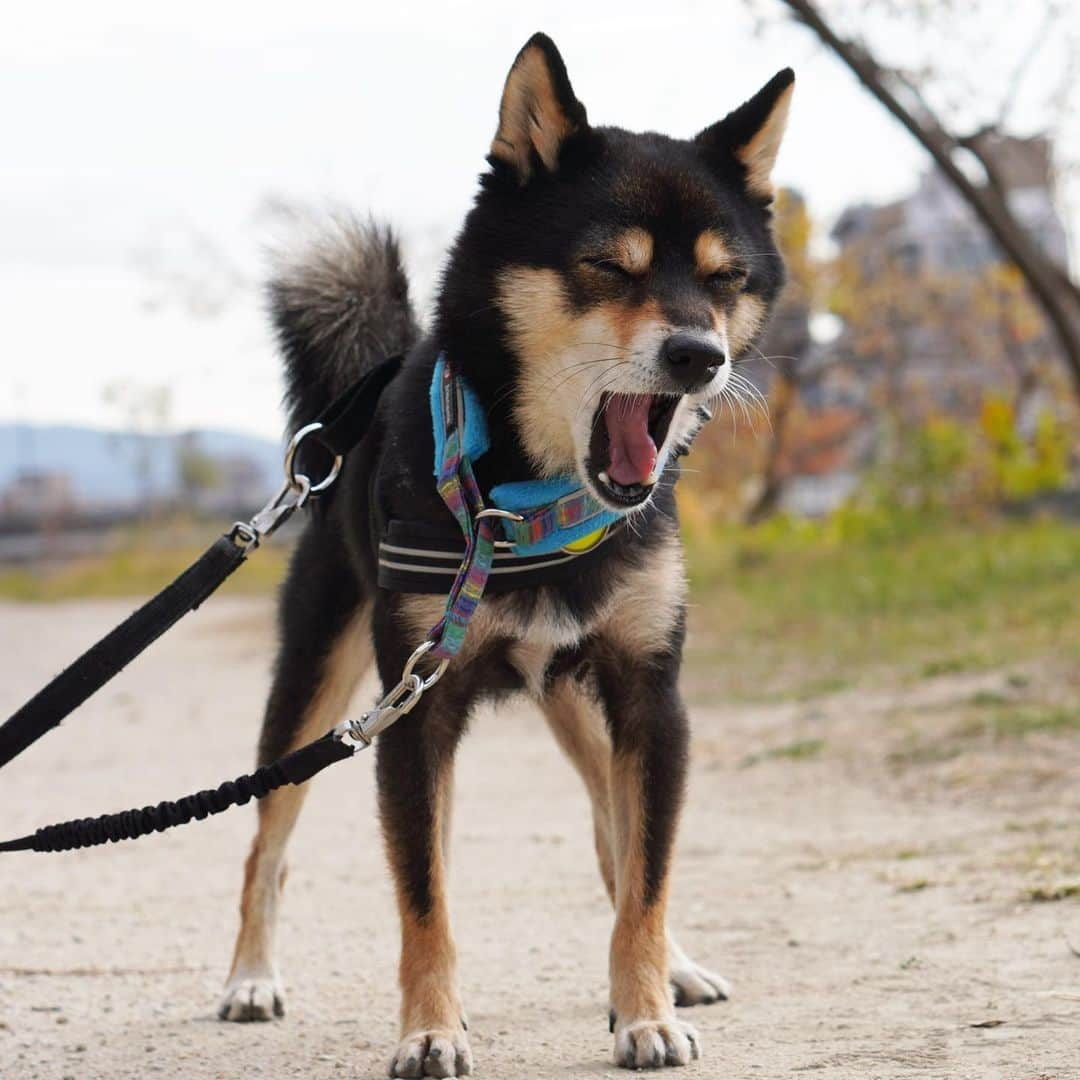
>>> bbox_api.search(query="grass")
[682,512,1080,702]
[957,703,1080,740]
[739,737,826,769]
[1025,882,1080,902]
[0,526,291,602]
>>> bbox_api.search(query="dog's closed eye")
[580,255,644,281]
[704,265,749,290]
[580,227,654,281]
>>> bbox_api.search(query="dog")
[218,32,792,1076]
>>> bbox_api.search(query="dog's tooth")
[598,471,611,485]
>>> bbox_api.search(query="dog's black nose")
[660,332,728,390]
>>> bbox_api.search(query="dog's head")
[440,33,793,511]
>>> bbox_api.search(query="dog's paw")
[388,1027,472,1078]
[614,1018,701,1069]
[669,958,731,1007]
[217,975,284,1022]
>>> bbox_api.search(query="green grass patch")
[739,737,826,768]
[1025,882,1080,902]
[960,704,1080,740]
[969,690,1011,708]
[895,878,930,893]
[0,533,290,602]
[921,655,987,678]
[682,514,1080,701]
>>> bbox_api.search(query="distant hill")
[0,424,283,506]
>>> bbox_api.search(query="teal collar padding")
[429,355,627,557]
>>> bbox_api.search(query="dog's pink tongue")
[604,394,656,486]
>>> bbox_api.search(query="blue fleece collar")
[429,355,626,556]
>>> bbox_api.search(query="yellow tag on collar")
[562,526,606,554]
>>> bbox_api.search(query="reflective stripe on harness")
[375,519,631,594]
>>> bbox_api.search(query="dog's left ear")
[490,32,589,183]
[695,69,795,201]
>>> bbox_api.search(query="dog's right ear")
[489,33,589,184]
[695,69,795,203]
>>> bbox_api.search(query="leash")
[0,353,667,854]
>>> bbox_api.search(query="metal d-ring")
[475,507,525,550]
[283,423,343,496]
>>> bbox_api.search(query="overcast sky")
[3,0,1076,442]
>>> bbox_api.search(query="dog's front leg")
[376,688,472,1079]
[598,650,701,1069]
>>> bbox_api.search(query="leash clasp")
[334,640,449,750]
[229,474,312,552]
[229,422,344,552]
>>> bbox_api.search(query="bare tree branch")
[776,0,1080,400]
[996,1,1062,130]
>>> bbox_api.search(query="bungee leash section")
[0,353,650,855]
[0,639,441,854]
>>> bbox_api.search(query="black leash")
[0,537,248,770]
[0,357,401,852]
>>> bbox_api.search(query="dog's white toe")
[667,935,731,1006]
[218,975,284,1022]
[615,1019,701,1069]
[670,958,731,1006]
[388,1028,472,1078]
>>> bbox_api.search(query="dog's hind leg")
[540,677,730,1013]
[219,532,373,1022]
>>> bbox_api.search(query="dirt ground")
[1,598,1078,1079]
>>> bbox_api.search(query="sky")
[2,0,1076,443]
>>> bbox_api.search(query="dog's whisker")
[728,371,772,429]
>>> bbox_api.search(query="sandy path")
[1,599,1077,1079]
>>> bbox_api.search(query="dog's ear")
[695,69,794,201]
[490,32,589,183]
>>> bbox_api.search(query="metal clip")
[229,474,311,552]
[334,640,449,750]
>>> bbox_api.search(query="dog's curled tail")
[269,217,419,432]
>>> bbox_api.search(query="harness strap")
[299,355,402,465]
[427,364,497,659]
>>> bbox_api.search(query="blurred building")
[825,134,1071,420]
[832,136,1069,275]
[754,143,1071,516]
[0,469,77,518]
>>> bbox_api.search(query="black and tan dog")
[219,33,792,1076]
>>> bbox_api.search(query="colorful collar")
[429,354,627,557]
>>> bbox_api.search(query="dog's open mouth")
[587,393,681,507]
